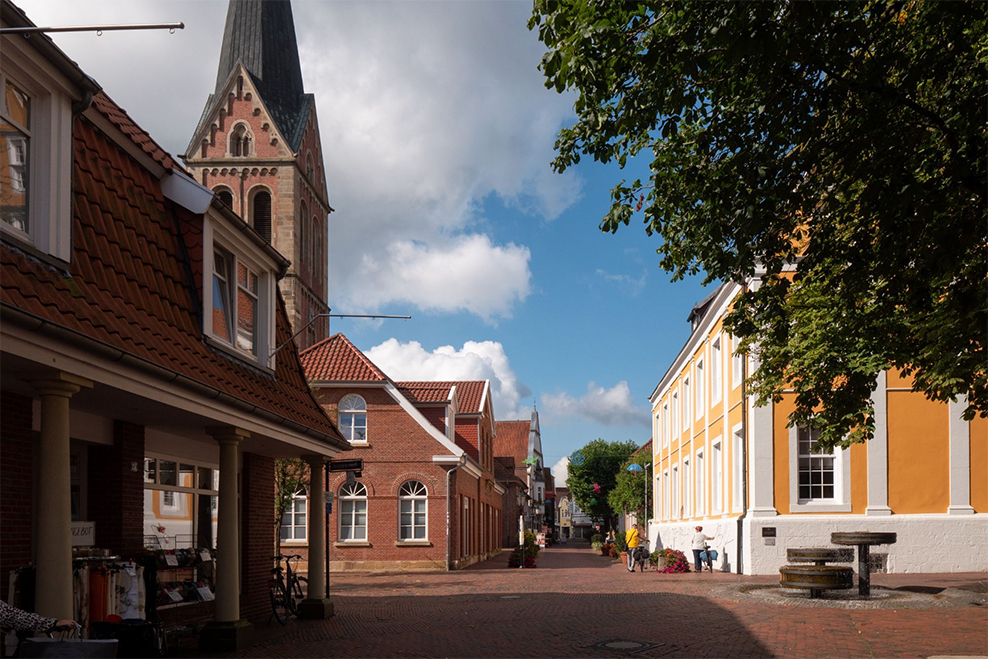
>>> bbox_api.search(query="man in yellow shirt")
[625,524,640,572]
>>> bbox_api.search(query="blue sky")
[20,0,711,481]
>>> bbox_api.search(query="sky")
[19,0,711,484]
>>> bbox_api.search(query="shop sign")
[71,521,95,547]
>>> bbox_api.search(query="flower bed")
[652,548,691,573]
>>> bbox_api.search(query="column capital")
[208,426,250,445]
[303,454,329,467]
[31,371,93,397]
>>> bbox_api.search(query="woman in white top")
[691,526,714,573]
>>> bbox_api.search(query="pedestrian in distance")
[692,525,714,573]
[625,523,640,572]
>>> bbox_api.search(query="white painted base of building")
[650,514,988,575]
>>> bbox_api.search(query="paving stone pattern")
[190,541,987,658]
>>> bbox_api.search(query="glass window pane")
[400,512,411,526]
[198,467,213,491]
[1,121,29,232]
[212,274,231,341]
[179,464,195,488]
[5,82,30,128]
[400,526,411,540]
[414,526,425,539]
[280,526,291,541]
[236,284,256,354]
[144,458,156,484]
[414,513,426,526]
[159,460,177,486]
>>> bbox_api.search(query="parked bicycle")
[632,539,651,573]
[269,554,307,625]
[699,544,718,573]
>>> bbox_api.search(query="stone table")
[831,532,897,597]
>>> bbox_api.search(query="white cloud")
[366,338,532,419]
[595,268,648,297]
[541,381,651,427]
[19,0,581,322]
[551,456,569,487]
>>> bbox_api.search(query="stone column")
[948,396,975,515]
[866,372,892,515]
[32,373,91,621]
[200,427,253,651]
[298,455,333,618]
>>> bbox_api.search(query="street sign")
[328,459,364,472]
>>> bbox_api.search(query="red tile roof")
[397,380,486,414]
[300,333,389,382]
[494,420,529,465]
[90,91,178,172]
[0,106,342,443]
[633,439,653,457]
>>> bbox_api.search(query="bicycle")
[628,539,650,573]
[699,544,718,573]
[269,554,308,625]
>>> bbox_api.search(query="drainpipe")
[736,282,750,576]
[446,455,466,571]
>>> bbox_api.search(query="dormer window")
[229,122,252,157]
[211,248,259,356]
[1,79,30,233]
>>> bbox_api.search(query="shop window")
[398,481,427,541]
[339,482,367,541]
[280,492,307,542]
[143,455,219,607]
[338,394,367,444]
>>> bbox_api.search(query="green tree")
[531,1,986,448]
[608,456,653,523]
[274,458,308,552]
[567,439,638,531]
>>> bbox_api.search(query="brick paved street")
[193,541,987,658]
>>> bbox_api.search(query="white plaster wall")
[649,518,741,573]
[744,514,988,575]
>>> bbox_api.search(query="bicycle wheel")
[270,582,289,625]
[294,576,308,601]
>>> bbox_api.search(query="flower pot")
[619,551,628,562]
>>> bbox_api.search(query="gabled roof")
[300,334,390,382]
[397,380,486,414]
[494,420,529,466]
[188,0,312,154]
[0,93,344,444]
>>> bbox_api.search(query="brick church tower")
[183,0,330,350]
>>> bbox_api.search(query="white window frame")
[0,51,74,262]
[339,481,368,542]
[662,470,670,520]
[711,439,723,515]
[280,492,308,543]
[695,358,704,419]
[695,448,705,517]
[201,208,278,369]
[672,465,680,519]
[683,457,691,519]
[732,423,744,513]
[338,394,368,444]
[398,480,428,542]
[711,336,722,405]
[788,424,851,513]
[731,334,743,390]
[671,391,679,438]
[683,377,691,431]
[662,402,670,447]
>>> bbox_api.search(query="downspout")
[446,455,466,571]
[736,283,750,576]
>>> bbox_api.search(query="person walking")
[625,524,640,572]
[691,526,714,573]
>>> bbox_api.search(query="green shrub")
[614,533,627,553]
[591,533,604,545]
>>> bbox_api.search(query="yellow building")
[648,281,987,574]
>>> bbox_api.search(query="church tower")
[183,0,330,350]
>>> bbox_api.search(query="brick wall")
[241,452,275,622]
[89,421,145,556]
[1,391,34,597]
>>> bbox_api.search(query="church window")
[250,188,271,242]
[299,200,308,267]
[214,187,234,210]
[229,123,252,157]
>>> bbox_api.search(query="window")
[695,359,704,418]
[683,377,691,428]
[398,481,427,541]
[731,334,743,389]
[711,337,722,404]
[732,425,744,512]
[662,403,670,447]
[683,458,691,518]
[672,392,679,437]
[280,493,307,542]
[797,426,834,500]
[250,189,272,243]
[299,200,308,269]
[671,466,679,519]
[339,482,367,541]
[696,449,705,516]
[214,187,234,210]
[662,470,669,519]
[229,122,252,157]
[712,440,722,514]
[1,79,30,234]
[211,248,259,356]
[338,394,367,443]
[143,456,218,550]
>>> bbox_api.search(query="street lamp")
[627,462,651,527]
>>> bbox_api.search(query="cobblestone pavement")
[190,541,987,658]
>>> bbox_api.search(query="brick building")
[288,334,505,571]
[183,0,330,350]
[494,420,530,548]
[0,1,348,649]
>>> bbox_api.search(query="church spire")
[214,0,306,144]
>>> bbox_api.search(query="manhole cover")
[586,639,665,655]
[500,595,521,599]
[604,641,646,650]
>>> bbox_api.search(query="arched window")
[339,481,367,541]
[230,123,252,157]
[214,187,234,210]
[299,200,308,268]
[338,394,367,443]
[305,153,315,182]
[251,189,271,243]
[398,481,427,541]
